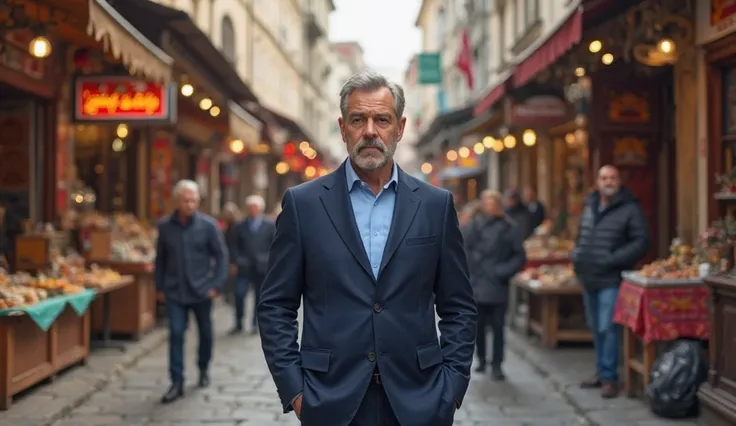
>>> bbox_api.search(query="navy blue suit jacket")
[258,162,477,426]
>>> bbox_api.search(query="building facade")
[152,0,335,158]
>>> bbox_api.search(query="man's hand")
[209,289,218,299]
[293,394,303,418]
[229,264,237,277]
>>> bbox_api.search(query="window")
[436,8,446,48]
[221,16,236,64]
[525,0,539,26]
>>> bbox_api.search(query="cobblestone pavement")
[505,330,700,426]
[42,305,588,426]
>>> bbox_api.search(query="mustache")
[355,138,387,152]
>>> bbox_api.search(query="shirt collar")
[171,211,198,226]
[345,159,399,192]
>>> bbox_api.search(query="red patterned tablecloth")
[613,280,711,343]
[523,257,570,270]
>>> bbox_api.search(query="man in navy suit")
[258,70,477,426]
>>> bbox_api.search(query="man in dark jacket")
[155,179,229,404]
[573,165,649,398]
[523,186,546,231]
[464,190,526,380]
[232,194,275,335]
[504,189,534,240]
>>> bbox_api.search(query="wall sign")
[697,1,736,44]
[509,95,569,126]
[608,93,651,123]
[613,136,648,166]
[73,76,176,122]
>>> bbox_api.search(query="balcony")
[306,13,324,45]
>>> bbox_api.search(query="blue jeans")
[167,299,213,383]
[234,276,261,330]
[582,287,620,383]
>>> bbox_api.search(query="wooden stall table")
[89,276,135,351]
[88,261,155,339]
[613,278,710,399]
[513,278,591,348]
[0,291,95,410]
[509,256,571,330]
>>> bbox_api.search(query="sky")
[329,0,422,80]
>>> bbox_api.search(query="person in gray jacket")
[463,190,526,380]
[155,179,229,404]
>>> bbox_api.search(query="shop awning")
[439,166,486,181]
[228,101,262,148]
[109,0,258,103]
[512,7,583,88]
[415,105,474,149]
[4,0,173,83]
[473,71,511,117]
[87,0,173,84]
[247,103,314,145]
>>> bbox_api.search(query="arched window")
[221,16,236,64]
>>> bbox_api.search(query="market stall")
[0,265,134,409]
[78,212,157,339]
[512,264,590,348]
[612,243,708,398]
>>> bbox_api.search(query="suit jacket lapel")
[379,168,420,276]
[319,163,374,280]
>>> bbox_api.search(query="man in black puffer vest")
[573,165,649,399]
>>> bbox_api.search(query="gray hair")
[173,179,200,199]
[245,194,265,210]
[339,70,406,119]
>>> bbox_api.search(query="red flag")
[456,29,474,90]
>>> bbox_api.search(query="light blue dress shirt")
[345,160,398,279]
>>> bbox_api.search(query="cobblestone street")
[40,305,587,426]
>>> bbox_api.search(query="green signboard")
[418,52,442,85]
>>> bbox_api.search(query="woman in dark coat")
[220,202,241,305]
[463,190,526,380]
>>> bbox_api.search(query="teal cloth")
[0,289,98,331]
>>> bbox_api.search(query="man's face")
[338,87,406,171]
[177,189,199,217]
[504,196,518,209]
[523,188,535,203]
[246,203,261,218]
[481,197,502,217]
[597,166,621,197]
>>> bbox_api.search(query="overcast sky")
[329,0,422,80]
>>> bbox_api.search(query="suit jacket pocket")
[416,342,443,370]
[301,348,331,372]
[406,235,436,247]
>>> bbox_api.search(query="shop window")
[221,16,236,65]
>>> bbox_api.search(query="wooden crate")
[91,262,156,338]
[0,307,90,410]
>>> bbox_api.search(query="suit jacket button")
[367,352,376,362]
[373,303,382,313]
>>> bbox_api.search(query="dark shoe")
[198,371,210,388]
[161,382,184,404]
[601,382,619,398]
[228,327,243,335]
[474,364,486,373]
[491,367,506,381]
[580,375,603,389]
[249,328,258,336]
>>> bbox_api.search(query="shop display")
[74,266,124,289]
[517,264,577,287]
[524,231,574,260]
[74,212,156,263]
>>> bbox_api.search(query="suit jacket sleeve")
[257,189,304,413]
[208,221,229,291]
[434,192,478,408]
[154,222,166,292]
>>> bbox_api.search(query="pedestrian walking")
[504,188,534,240]
[463,190,526,381]
[220,202,241,306]
[573,165,649,398]
[231,194,274,335]
[154,179,229,404]
[522,185,546,231]
[258,70,477,426]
